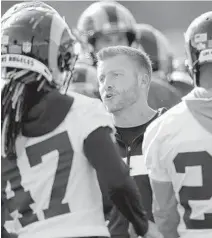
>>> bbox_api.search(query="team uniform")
[108,109,166,238]
[143,88,212,238]
[2,92,114,238]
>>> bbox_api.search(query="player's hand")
[143,220,164,238]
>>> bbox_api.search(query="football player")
[135,24,184,109]
[77,1,136,66]
[1,2,158,238]
[143,11,212,238]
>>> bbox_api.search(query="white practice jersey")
[143,101,212,238]
[3,92,114,238]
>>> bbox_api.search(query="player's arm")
[143,122,180,238]
[83,126,148,237]
[150,179,180,238]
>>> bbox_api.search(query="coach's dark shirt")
[108,109,166,238]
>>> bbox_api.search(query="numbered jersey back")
[161,102,212,238]
[2,92,112,238]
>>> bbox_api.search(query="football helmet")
[1,2,78,157]
[1,3,77,89]
[77,1,136,50]
[184,11,212,86]
[135,24,174,79]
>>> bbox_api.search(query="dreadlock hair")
[1,68,52,158]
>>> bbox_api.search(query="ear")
[138,73,149,89]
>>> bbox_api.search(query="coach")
[97,46,165,238]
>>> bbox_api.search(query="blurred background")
[1,1,212,58]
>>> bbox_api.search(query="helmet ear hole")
[88,37,96,48]
[126,31,136,46]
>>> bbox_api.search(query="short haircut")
[96,46,152,78]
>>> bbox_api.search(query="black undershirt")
[116,124,147,146]
[116,112,160,145]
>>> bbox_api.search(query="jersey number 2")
[174,151,212,229]
[4,131,73,227]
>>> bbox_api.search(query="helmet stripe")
[83,16,95,35]
[93,6,108,34]
[104,5,118,25]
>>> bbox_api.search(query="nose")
[99,76,114,96]
[103,75,114,89]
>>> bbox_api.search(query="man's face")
[95,32,129,52]
[98,55,140,113]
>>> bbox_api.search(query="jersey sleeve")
[143,118,171,182]
[79,99,115,141]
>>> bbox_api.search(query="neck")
[112,99,157,128]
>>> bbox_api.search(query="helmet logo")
[1,46,7,54]
[194,33,207,43]
[22,42,32,53]
[199,49,212,63]
[2,35,9,45]
[191,33,208,49]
